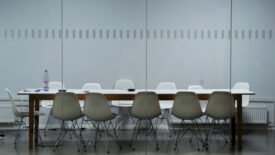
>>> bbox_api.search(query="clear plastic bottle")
[43,69,49,91]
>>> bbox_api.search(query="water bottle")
[43,69,49,91]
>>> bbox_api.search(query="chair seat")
[159,101,173,109]
[19,111,45,117]
[89,113,118,122]
[111,101,133,107]
[41,101,53,109]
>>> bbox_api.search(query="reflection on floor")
[0,128,273,155]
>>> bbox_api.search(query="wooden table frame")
[22,93,246,151]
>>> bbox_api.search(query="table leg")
[29,95,34,150]
[231,116,235,146]
[237,95,242,151]
[35,98,39,145]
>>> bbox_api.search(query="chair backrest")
[5,88,20,117]
[188,85,203,90]
[131,92,161,119]
[49,81,65,89]
[84,93,113,121]
[52,92,82,121]
[205,91,235,119]
[82,83,102,90]
[232,82,249,107]
[114,79,135,90]
[172,92,202,120]
[156,82,176,90]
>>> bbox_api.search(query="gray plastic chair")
[42,81,65,136]
[5,88,45,148]
[51,92,85,152]
[129,92,161,151]
[171,92,203,151]
[84,93,121,153]
[204,91,235,149]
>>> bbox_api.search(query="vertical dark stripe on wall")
[113,30,116,39]
[127,30,130,39]
[25,29,29,39]
[106,30,109,39]
[133,30,136,39]
[255,30,258,39]
[18,29,21,39]
[248,30,252,39]
[262,30,265,39]
[221,30,224,39]
[153,30,157,39]
[214,30,218,39]
[11,29,14,38]
[208,30,211,39]
[38,29,42,39]
[79,29,82,39]
[174,30,177,39]
[241,30,245,39]
[31,29,35,39]
[93,29,96,39]
[86,29,89,39]
[119,30,123,39]
[52,30,55,39]
[234,30,238,39]
[140,30,143,39]
[167,30,170,39]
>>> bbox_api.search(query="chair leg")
[14,117,23,148]
[43,112,54,137]
[93,122,101,149]
[149,120,159,150]
[103,122,110,153]
[173,120,183,151]
[53,122,64,152]
[129,120,141,151]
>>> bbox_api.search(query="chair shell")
[131,92,161,120]
[52,92,83,121]
[172,92,203,120]
[205,91,235,119]
[84,93,115,121]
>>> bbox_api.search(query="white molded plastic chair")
[5,88,45,147]
[80,83,102,109]
[232,82,249,107]
[157,82,176,109]
[82,83,102,91]
[111,79,135,130]
[188,85,203,90]
[111,79,135,107]
[156,82,176,136]
[188,85,206,112]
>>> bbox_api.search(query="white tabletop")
[18,88,255,95]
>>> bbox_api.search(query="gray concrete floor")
[0,128,274,155]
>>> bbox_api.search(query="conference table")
[18,88,255,151]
